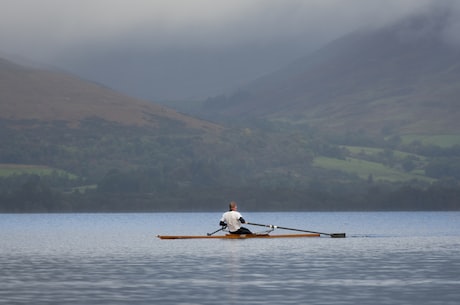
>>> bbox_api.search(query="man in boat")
[219,201,252,234]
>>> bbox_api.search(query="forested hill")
[0,57,230,211]
[201,8,460,135]
[1,33,460,212]
[0,58,220,132]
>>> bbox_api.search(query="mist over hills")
[201,8,460,135]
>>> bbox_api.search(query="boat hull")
[157,233,320,239]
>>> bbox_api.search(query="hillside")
[0,58,220,132]
[1,33,460,212]
[201,9,460,135]
[0,57,228,203]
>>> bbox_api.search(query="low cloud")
[2,0,457,99]
[1,0,441,59]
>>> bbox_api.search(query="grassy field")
[400,134,460,147]
[313,156,433,183]
[343,145,428,160]
[0,164,76,178]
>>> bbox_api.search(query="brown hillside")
[0,58,220,131]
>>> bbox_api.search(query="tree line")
[1,171,459,212]
[1,118,460,212]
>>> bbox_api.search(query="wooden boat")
[157,233,320,239]
[157,222,345,240]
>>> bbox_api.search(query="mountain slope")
[202,9,460,135]
[2,53,460,212]
[0,58,220,132]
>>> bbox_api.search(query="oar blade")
[330,233,346,238]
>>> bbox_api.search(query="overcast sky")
[0,0,454,100]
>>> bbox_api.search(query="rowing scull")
[157,233,320,239]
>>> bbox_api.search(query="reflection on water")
[1,212,460,304]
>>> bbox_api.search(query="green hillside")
[400,135,460,147]
[0,164,75,178]
[313,156,433,183]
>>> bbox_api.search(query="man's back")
[221,210,243,232]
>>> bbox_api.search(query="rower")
[219,201,252,234]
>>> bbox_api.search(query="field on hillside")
[0,164,76,178]
[344,146,427,159]
[313,156,433,183]
[400,134,460,147]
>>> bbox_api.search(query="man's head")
[229,201,237,211]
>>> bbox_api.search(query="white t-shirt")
[220,210,243,232]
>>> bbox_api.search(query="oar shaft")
[207,227,224,236]
[247,222,345,238]
[248,222,324,234]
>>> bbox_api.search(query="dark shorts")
[230,227,252,234]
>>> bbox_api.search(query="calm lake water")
[1,212,460,305]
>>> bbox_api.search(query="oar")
[247,222,346,238]
[207,227,225,236]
